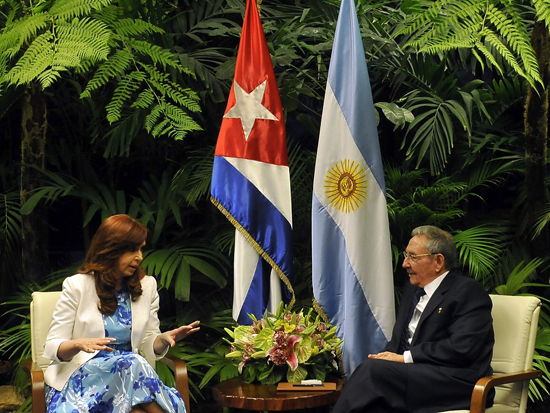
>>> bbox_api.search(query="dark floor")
[2,358,550,413]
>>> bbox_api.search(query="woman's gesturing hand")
[57,337,115,361]
[154,321,201,354]
[76,337,116,353]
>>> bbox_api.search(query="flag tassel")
[211,195,296,310]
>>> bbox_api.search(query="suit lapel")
[412,271,457,343]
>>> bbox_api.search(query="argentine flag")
[211,0,295,325]
[312,0,395,377]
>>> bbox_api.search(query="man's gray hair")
[411,225,458,269]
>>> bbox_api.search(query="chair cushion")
[490,295,540,410]
[441,295,540,413]
[31,291,62,371]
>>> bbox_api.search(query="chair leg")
[159,354,190,412]
[21,360,46,413]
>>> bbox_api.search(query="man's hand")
[368,351,405,363]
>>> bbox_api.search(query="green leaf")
[295,336,312,364]
[174,259,190,301]
[286,365,307,383]
[311,363,327,382]
[260,366,285,385]
[255,328,274,351]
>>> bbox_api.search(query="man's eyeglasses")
[402,252,436,260]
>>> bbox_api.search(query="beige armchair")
[442,294,542,413]
[21,291,190,413]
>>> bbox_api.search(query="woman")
[43,214,200,412]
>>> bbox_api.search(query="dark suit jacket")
[385,269,495,411]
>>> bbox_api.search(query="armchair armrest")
[158,353,190,412]
[20,360,46,413]
[469,370,542,413]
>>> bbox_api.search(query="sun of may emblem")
[324,159,367,213]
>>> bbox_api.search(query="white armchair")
[442,294,542,413]
[21,291,191,413]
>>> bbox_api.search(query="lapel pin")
[438,308,442,314]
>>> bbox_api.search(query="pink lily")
[268,330,302,371]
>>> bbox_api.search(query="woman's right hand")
[57,337,116,361]
[76,337,116,353]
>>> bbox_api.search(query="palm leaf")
[143,245,229,301]
[494,258,548,295]
[454,225,508,282]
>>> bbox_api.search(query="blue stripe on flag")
[237,257,272,324]
[328,0,385,193]
[211,156,293,291]
[312,195,389,374]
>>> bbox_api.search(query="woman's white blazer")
[43,273,168,391]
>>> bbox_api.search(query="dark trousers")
[331,359,408,413]
[331,358,489,413]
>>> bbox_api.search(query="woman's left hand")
[154,321,201,354]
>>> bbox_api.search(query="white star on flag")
[223,80,279,141]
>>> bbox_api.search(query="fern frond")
[145,103,162,131]
[132,89,155,109]
[140,63,170,82]
[146,80,201,113]
[91,4,121,26]
[533,0,550,27]
[5,31,54,86]
[126,38,182,70]
[80,48,133,97]
[36,67,64,88]
[52,50,83,70]
[140,64,200,111]
[149,117,171,137]
[105,71,146,122]
[55,17,111,62]
[0,13,51,57]
[49,0,114,20]
[407,1,486,50]
[2,1,21,26]
[485,4,539,78]
[112,18,165,37]
[482,30,528,79]
[146,101,202,140]
[397,0,445,37]
[398,0,543,88]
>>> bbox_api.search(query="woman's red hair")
[79,214,147,314]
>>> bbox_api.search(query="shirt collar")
[423,270,449,298]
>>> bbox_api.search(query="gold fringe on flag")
[211,195,296,312]
[313,297,345,378]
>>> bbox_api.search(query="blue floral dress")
[45,290,186,412]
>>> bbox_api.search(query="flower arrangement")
[224,303,343,385]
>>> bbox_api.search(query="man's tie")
[399,288,426,353]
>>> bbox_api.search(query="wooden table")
[212,376,343,411]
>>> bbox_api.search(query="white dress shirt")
[403,271,449,363]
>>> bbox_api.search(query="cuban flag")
[312,0,395,378]
[210,0,295,325]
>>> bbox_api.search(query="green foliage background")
[1,0,550,409]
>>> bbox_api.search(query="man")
[331,225,494,413]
